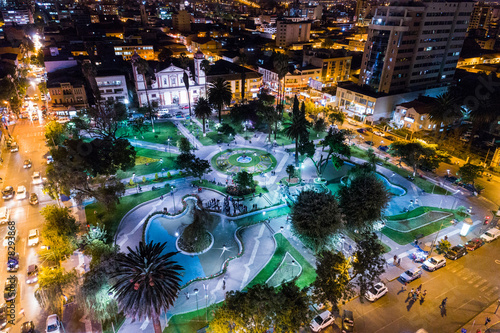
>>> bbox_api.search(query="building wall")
[309,56,351,85]
[114,45,154,60]
[49,83,88,107]
[173,10,191,32]
[359,1,474,94]
[1,9,33,25]
[392,106,439,132]
[44,59,78,73]
[276,20,311,47]
[96,75,128,103]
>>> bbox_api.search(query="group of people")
[403,283,427,303]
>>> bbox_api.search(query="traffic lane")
[345,241,500,333]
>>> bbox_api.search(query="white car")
[3,230,17,247]
[32,171,42,185]
[374,131,385,137]
[480,228,500,243]
[310,310,335,332]
[15,186,27,200]
[46,314,62,333]
[423,255,446,271]
[365,282,388,302]
[28,229,39,247]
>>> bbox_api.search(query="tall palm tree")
[183,71,192,118]
[428,93,465,142]
[273,53,289,139]
[237,53,248,102]
[208,78,232,123]
[82,62,99,101]
[194,97,212,136]
[133,57,155,131]
[110,241,183,333]
[285,96,309,166]
[200,59,211,97]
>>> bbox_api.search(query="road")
[342,236,500,333]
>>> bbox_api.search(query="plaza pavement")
[110,120,499,332]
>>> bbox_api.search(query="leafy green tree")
[313,117,327,133]
[285,96,310,166]
[258,104,279,142]
[219,123,236,136]
[290,190,343,252]
[234,171,255,192]
[338,173,391,231]
[437,239,451,253]
[41,205,79,237]
[458,163,483,185]
[38,230,76,264]
[327,107,345,126]
[158,48,173,63]
[35,266,77,316]
[186,157,211,181]
[273,52,289,114]
[131,117,147,135]
[305,127,351,180]
[286,164,295,181]
[313,250,352,310]
[208,77,232,123]
[352,232,386,300]
[176,152,195,170]
[178,208,212,252]
[110,241,183,333]
[193,97,212,135]
[45,120,66,147]
[273,282,312,332]
[390,140,447,176]
[177,137,191,154]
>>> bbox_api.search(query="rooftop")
[397,96,436,114]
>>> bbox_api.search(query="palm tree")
[110,241,183,333]
[285,96,309,166]
[183,71,192,118]
[237,53,248,102]
[82,62,99,101]
[200,59,211,97]
[208,78,232,123]
[273,53,289,139]
[133,57,155,131]
[193,97,212,136]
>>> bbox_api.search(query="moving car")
[21,321,35,333]
[378,145,389,152]
[27,229,39,246]
[6,252,19,272]
[400,267,422,282]
[465,238,484,251]
[2,187,14,200]
[0,304,6,329]
[342,310,354,332]
[29,193,38,205]
[3,276,17,302]
[46,156,53,164]
[15,186,27,200]
[46,314,62,333]
[357,128,368,134]
[0,208,9,224]
[374,131,385,137]
[32,171,42,185]
[446,244,467,260]
[310,310,335,332]
[385,135,396,141]
[3,230,17,247]
[10,143,18,153]
[26,265,39,284]
[180,105,189,109]
[365,282,388,302]
[23,159,32,169]
[480,228,500,243]
[423,255,447,271]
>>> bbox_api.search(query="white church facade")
[132,50,206,108]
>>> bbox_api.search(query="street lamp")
[203,283,209,322]
[171,189,176,212]
[194,288,199,313]
[167,138,171,157]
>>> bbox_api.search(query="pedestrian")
[185,292,189,300]
[485,317,491,326]
[401,282,407,292]
[223,278,226,290]
[409,288,414,297]
[160,195,163,200]
[441,297,448,307]
[415,289,420,297]
[19,308,25,317]
[397,258,401,266]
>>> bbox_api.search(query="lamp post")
[171,189,176,212]
[167,138,171,157]
[203,283,208,323]
[194,288,199,313]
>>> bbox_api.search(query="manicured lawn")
[195,179,271,197]
[116,147,178,179]
[385,211,452,232]
[182,120,234,146]
[343,230,391,254]
[86,185,172,237]
[164,309,213,333]
[245,233,316,290]
[382,208,468,245]
[211,148,278,175]
[118,121,184,145]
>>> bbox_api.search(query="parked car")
[446,244,467,260]
[160,113,172,119]
[444,175,458,183]
[3,229,17,247]
[21,321,35,333]
[3,276,17,302]
[385,135,396,141]
[7,252,19,272]
[465,238,484,251]
[29,193,38,205]
[342,310,354,332]
[15,186,27,200]
[0,303,6,329]
[27,229,39,247]
[0,208,10,224]
[23,159,32,169]
[26,265,39,284]
[310,310,335,332]
[365,282,388,302]
[364,141,374,146]
[32,171,42,185]
[423,255,447,271]
[46,156,54,164]
[2,186,14,200]
[378,145,389,152]
[357,128,368,134]
[175,111,183,118]
[10,143,18,152]
[400,267,422,282]
[45,314,62,333]
[374,131,385,137]
[180,105,189,109]
[480,228,500,243]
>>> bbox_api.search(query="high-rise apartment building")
[355,0,369,23]
[359,0,474,94]
[276,19,311,47]
[468,2,492,37]
[172,10,191,32]
[1,8,33,25]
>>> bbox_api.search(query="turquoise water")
[341,162,406,196]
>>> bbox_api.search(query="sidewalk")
[457,299,500,333]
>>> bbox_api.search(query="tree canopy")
[458,163,483,185]
[390,140,449,175]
